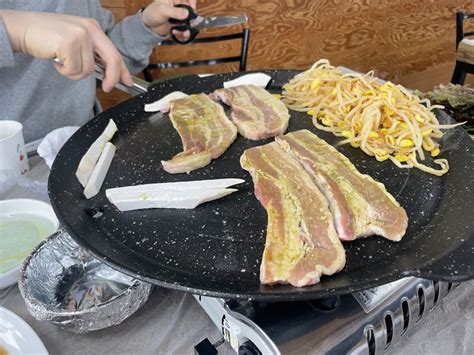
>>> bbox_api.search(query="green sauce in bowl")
[0,214,56,274]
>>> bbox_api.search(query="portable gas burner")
[194,278,460,354]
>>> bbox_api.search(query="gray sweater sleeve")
[0,18,15,67]
[93,6,166,74]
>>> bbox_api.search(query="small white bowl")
[0,198,59,289]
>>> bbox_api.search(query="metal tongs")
[53,57,149,96]
[93,62,149,96]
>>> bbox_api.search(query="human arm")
[94,0,196,74]
[0,16,14,67]
[0,10,133,92]
[0,1,197,90]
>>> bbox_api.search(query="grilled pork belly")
[162,94,237,174]
[276,130,408,242]
[212,85,289,140]
[240,142,346,287]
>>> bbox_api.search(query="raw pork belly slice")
[212,85,290,140]
[162,94,237,174]
[240,142,345,287]
[276,130,408,242]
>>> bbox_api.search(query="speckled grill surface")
[49,71,474,301]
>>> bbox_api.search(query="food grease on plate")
[0,199,59,289]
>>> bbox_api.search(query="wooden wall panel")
[124,0,149,16]
[102,0,148,21]
[101,0,474,80]
[98,0,474,108]
[100,0,126,7]
[190,0,474,81]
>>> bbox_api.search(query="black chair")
[143,27,250,82]
[451,11,474,84]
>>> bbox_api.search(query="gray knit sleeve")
[0,18,15,67]
[94,6,166,74]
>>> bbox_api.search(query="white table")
[1,156,473,354]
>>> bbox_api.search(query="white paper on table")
[37,126,80,168]
[223,73,272,89]
[144,91,189,112]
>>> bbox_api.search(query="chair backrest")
[456,11,474,48]
[143,26,250,82]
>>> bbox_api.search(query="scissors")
[169,4,247,44]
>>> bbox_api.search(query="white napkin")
[223,73,272,88]
[37,126,79,168]
[144,91,189,113]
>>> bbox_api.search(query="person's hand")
[0,10,133,92]
[142,0,197,40]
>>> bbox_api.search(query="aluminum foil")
[18,229,153,333]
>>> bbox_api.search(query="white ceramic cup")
[0,120,29,176]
